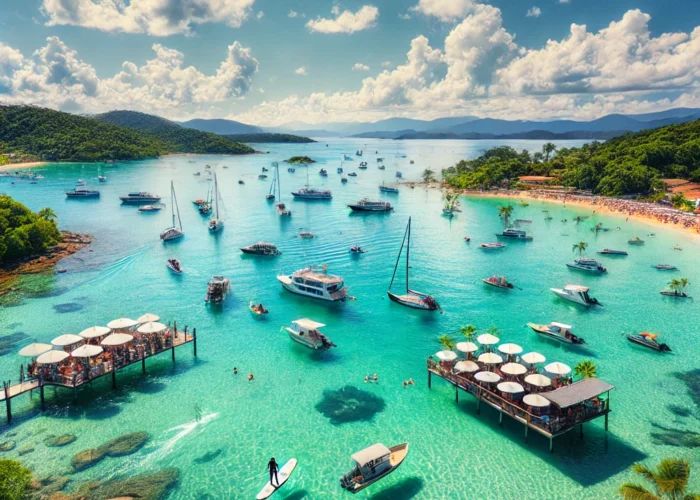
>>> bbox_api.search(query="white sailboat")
[160,181,184,241]
[208,173,224,233]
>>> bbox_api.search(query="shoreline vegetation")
[285,155,316,164]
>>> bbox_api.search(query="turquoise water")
[1,138,699,499]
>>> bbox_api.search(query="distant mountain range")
[178,118,263,135]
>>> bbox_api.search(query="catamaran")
[208,173,224,233]
[387,217,440,311]
[160,181,184,241]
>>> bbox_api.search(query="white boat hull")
[277,275,344,302]
[286,328,324,349]
[160,228,184,241]
[550,288,588,306]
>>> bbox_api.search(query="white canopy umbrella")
[37,350,69,364]
[71,344,104,357]
[101,333,134,346]
[107,318,137,329]
[51,334,84,347]
[522,352,546,364]
[523,394,551,408]
[474,371,501,384]
[79,326,111,339]
[477,333,500,345]
[524,374,552,387]
[478,352,503,364]
[498,343,523,356]
[545,362,572,376]
[501,362,527,376]
[497,381,525,394]
[456,342,479,353]
[137,322,167,334]
[18,343,52,357]
[454,360,480,373]
[435,350,458,362]
[137,313,160,324]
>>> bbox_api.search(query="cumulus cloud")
[526,7,541,18]
[256,11,264,20]
[559,0,571,3]
[0,43,24,92]
[288,10,298,18]
[411,0,475,21]
[295,66,307,75]
[41,0,255,36]
[306,5,378,34]
[352,63,370,71]
[381,61,393,68]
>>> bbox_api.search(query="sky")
[1,0,700,126]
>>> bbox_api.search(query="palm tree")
[679,278,690,291]
[572,241,588,257]
[487,326,500,337]
[542,143,556,162]
[574,360,597,380]
[593,223,603,234]
[38,207,57,221]
[497,205,514,229]
[460,325,477,340]
[422,169,436,183]
[619,458,698,499]
[437,334,456,351]
[668,279,682,294]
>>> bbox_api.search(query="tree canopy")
[0,459,32,499]
[0,195,62,264]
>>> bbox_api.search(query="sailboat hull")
[387,291,438,311]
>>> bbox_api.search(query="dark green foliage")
[95,110,254,154]
[285,156,316,164]
[0,459,32,499]
[0,195,61,264]
[223,133,314,143]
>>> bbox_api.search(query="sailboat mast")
[170,181,176,227]
[275,162,281,201]
[406,217,411,293]
[214,173,219,218]
[389,218,410,290]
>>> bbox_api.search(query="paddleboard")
[256,458,298,500]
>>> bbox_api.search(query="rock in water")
[71,432,150,471]
[44,434,77,447]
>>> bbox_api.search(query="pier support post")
[111,368,116,390]
[524,424,529,443]
[604,412,609,431]
[4,381,11,425]
[549,437,554,453]
[171,345,175,363]
[580,424,584,439]
[455,385,459,403]
[193,328,197,357]
[428,370,431,389]
[40,381,45,411]
[476,397,481,415]
[499,411,503,427]
[142,358,146,374]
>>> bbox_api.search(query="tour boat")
[550,284,601,306]
[388,218,440,311]
[626,332,671,352]
[285,319,336,350]
[340,443,409,494]
[379,184,399,194]
[160,182,184,241]
[528,322,585,344]
[166,258,183,274]
[240,242,282,256]
[496,228,532,240]
[277,266,347,301]
[654,264,678,270]
[139,204,163,212]
[598,249,628,256]
[350,245,366,254]
[292,168,332,199]
[249,301,268,315]
[120,192,161,204]
[205,276,230,304]
[98,176,107,182]
[480,243,505,249]
[208,173,224,233]
[482,276,513,289]
[567,259,607,273]
[347,199,393,212]
[348,172,357,177]
[65,188,100,198]
[628,236,645,245]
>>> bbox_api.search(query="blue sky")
[1,0,700,125]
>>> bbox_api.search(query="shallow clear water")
[1,138,698,499]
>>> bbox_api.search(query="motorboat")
[65,188,100,198]
[379,184,399,194]
[660,290,690,298]
[480,243,505,249]
[120,192,161,204]
[482,276,513,289]
[515,219,532,224]
[396,171,403,178]
[347,199,393,212]
[258,174,268,180]
[76,179,85,186]
[238,180,245,185]
[240,242,282,256]
[98,176,107,182]
[528,322,585,344]
[340,443,409,494]
[655,264,678,270]
[205,276,230,304]
[341,177,348,184]
[198,202,212,215]
[292,187,332,199]
[378,165,385,170]
[496,228,532,240]
[193,172,201,176]
[160,181,184,242]
[337,167,343,174]
[358,163,368,170]
[348,172,357,177]
[550,284,601,306]
[298,229,315,239]
[285,319,336,350]
[277,266,347,301]
[356,150,363,157]
[288,167,296,173]
[319,168,328,177]
[598,249,628,256]
[343,154,353,161]
[350,245,366,254]
[139,204,163,212]
[626,332,671,352]
[566,259,607,273]
[166,258,183,274]
[249,302,268,315]
[276,202,292,216]
[628,236,645,245]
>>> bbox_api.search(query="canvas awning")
[51,334,84,347]
[475,371,501,383]
[293,319,326,330]
[497,382,524,394]
[79,326,111,339]
[524,374,552,387]
[71,345,104,357]
[351,443,390,466]
[521,352,546,364]
[37,350,69,364]
[501,363,527,376]
[498,343,523,355]
[545,362,572,376]
[541,378,615,409]
[137,313,160,323]
[107,318,137,329]
[454,360,479,373]
[477,333,499,345]
[137,322,167,334]
[101,333,134,346]
[478,352,503,364]
[456,342,478,353]
[523,394,551,407]
[18,343,52,357]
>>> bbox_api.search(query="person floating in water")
[268,457,280,487]
[248,373,254,381]
[233,367,238,375]
[194,404,202,422]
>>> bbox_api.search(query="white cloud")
[411,0,475,22]
[258,88,264,93]
[352,63,370,71]
[0,43,24,93]
[559,0,571,3]
[381,61,393,68]
[256,11,264,20]
[288,10,298,18]
[399,13,411,20]
[295,66,307,75]
[526,7,541,18]
[306,5,378,34]
[41,0,255,36]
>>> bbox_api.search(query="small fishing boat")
[193,172,201,176]
[98,176,107,182]
[249,301,268,315]
[277,266,347,301]
[205,276,230,304]
[480,243,505,249]
[378,165,385,170]
[567,259,607,273]
[285,319,336,350]
[160,181,184,241]
[120,192,161,204]
[544,216,553,221]
[340,443,409,494]
[139,204,163,212]
[166,258,183,274]
[256,459,297,500]
[598,249,628,256]
[379,183,399,194]
[628,236,645,245]
[496,228,532,240]
[482,276,513,289]
[343,154,353,161]
[654,264,678,270]
[377,158,384,162]
[348,172,358,177]
[240,242,282,256]
[65,188,100,198]
[409,160,414,164]
[358,163,368,170]
[288,167,296,173]
[626,332,671,352]
[238,180,245,185]
[319,168,328,177]
[348,199,393,212]
[396,171,403,178]
[262,167,268,172]
[356,150,363,157]
[350,245,366,254]
[341,177,348,184]
[550,284,601,306]
[276,202,292,216]
[298,229,315,239]
[258,174,268,180]
[528,322,585,344]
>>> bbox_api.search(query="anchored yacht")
[277,266,347,301]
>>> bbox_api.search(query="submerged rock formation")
[71,432,149,471]
[44,434,77,447]
[315,385,386,425]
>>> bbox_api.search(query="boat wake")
[139,412,220,465]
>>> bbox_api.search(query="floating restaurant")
[1,313,197,423]
[427,336,614,452]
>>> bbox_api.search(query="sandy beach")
[0,161,48,171]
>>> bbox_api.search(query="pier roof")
[542,378,614,409]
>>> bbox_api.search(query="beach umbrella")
[478,352,503,364]
[477,333,500,345]
[137,313,160,324]
[107,318,137,329]
[474,371,501,384]
[545,362,572,376]
[137,322,167,334]
[501,362,527,376]
[454,360,480,373]
[524,374,552,387]
[435,350,458,362]
[521,352,546,364]
[523,394,551,408]
[71,344,103,357]
[79,326,111,339]
[456,342,478,353]
[51,334,84,347]
[18,343,52,357]
[498,343,523,356]
[101,333,134,346]
[37,350,69,364]
[497,381,524,394]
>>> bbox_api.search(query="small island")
[285,156,316,164]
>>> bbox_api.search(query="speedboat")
[496,228,532,240]
[76,179,85,186]
[350,245,366,254]
[660,290,690,298]
[480,243,505,249]
[482,276,513,289]
[292,187,332,200]
[528,322,585,344]
[598,249,628,256]
[654,264,678,270]
[347,199,393,212]
[205,276,230,304]
[550,284,601,306]
[120,192,161,204]
[240,242,282,256]
[285,319,336,350]
[139,204,163,212]
[166,258,182,274]
[567,259,607,273]
[65,188,100,198]
[249,301,268,315]
[277,267,347,301]
[98,176,107,182]
[626,332,671,352]
[628,236,645,245]
[348,172,357,177]
[340,443,409,494]
[298,229,315,239]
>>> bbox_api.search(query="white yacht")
[291,187,332,200]
[277,266,347,301]
[496,228,532,240]
[550,284,601,306]
[284,319,336,350]
[528,321,585,344]
[566,258,607,273]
